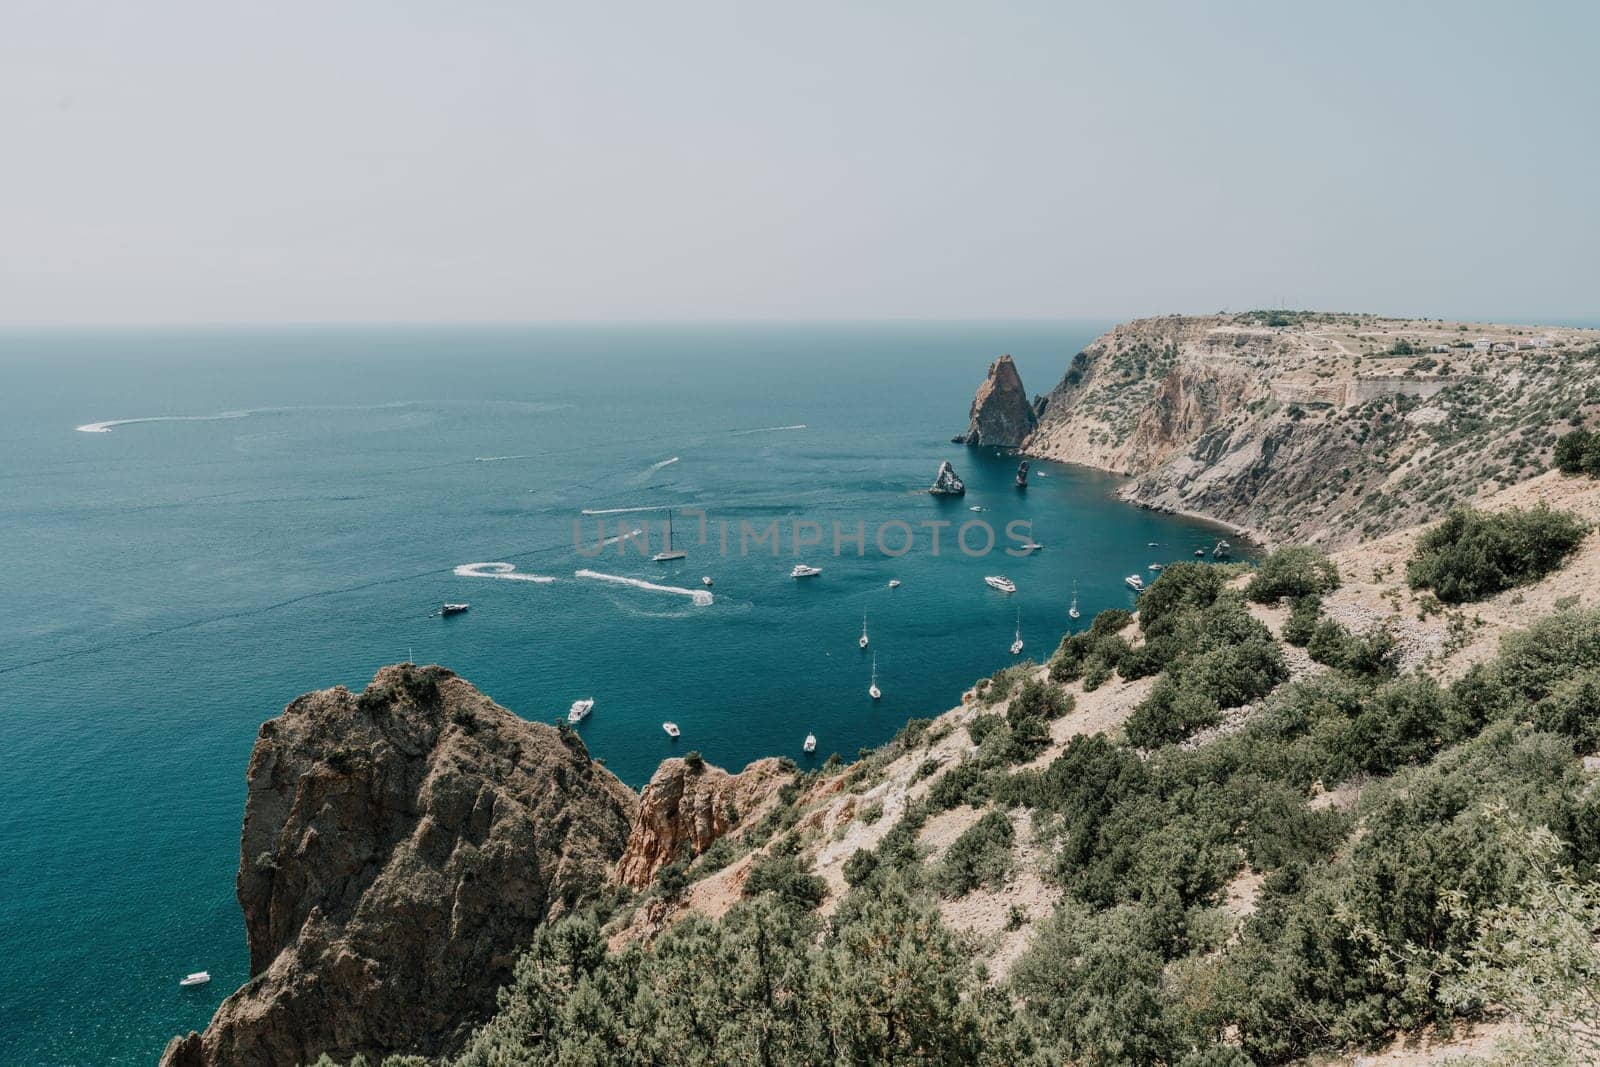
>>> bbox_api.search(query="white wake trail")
[76,411,251,433]
[727,423,807,436]
[575,569,713,606]
[642,456,680,476]
[453,562,556,583]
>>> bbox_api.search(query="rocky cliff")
[955,353,1038,447]
[1021,312,1600,547]
[614,756,790,888]
[929,460,966,495]
[160,664,638,1067]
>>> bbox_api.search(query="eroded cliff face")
[1021,313,1600,547]
[160,664,638,1067]
[956,354,1038,447]
[615,756,789,889]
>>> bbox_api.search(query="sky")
[2,0,1597,325]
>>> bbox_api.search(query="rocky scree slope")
[160,664,637,1067]
[1021,312,1600,547]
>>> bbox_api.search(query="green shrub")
[1282,594,1322,646]
[1246,546,1341,603]
[1407,504,1589,603]
[742,854,827,910]
[1553,427,1600,475]
[935,810,1016,897]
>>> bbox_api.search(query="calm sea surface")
[0,322,1247,1064]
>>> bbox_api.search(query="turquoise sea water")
[0,322,1247,1065]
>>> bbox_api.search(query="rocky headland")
[1014,312,1600,547]
[160,665,637,1067]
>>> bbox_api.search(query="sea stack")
[929,460,966,495]
[1016,460,1030,488]
[954,354,1038,447]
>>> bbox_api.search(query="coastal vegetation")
[1406,504,1589,603]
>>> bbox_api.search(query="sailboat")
[1069,581,1080,620]
[1010,609,1024,655]
[803,733,817,753]
[859,612,869,649]
[869,654,881,700]
[652,508,687,562]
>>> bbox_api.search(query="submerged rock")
[954,354,1038,447]
[160,664,637,1067]
[929,460,967,495]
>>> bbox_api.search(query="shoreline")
[1020,448,1272,553]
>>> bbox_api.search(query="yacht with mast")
[859,612,869,649]
[652,508,687,562]
[869,654,881,700]
[803,733,817,753]
[1010,609,1024,655]
[1069,581,1080,620]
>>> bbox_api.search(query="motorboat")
[969,505,986,512]
[1195,548,1205,557]
[1148,563,1164,571]
[803,733,817,753]
[179,972,211,988]
[1018,540,1044,553]
[791,564,822,578]
[702,576,714,587]
[662,722,680,739]
[568,698,594,724]
[1125,574,1146,592]
[888,579,901,589]
[984,575,1016,593]
[440,603,469,616]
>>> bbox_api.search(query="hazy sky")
[3,1,1596,324]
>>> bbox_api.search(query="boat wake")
[641,456,680,477]
[76,411,251,433]
[474,454,539,463]
[727,423,807,436]
[575,569,713,606]
[453,562,556,583]
[601,527,644,548]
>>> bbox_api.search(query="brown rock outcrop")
[615,756,790,889]
[956,354,1037,447]
[160,664,638,1067]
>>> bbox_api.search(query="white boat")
[662,721,680,739]
[1018,540,1044,553]
[1147,542,1159,547]
[859,612,869,649]
[790,564,822,578]
[440,602,469,616]
[1009,609,1023,656]
[179,972,211,987]
[869,653,881,700]
[969,505,986,512]
[1148,563,1163,571]
[1068,581,1080,620]
[1125,574,1145,592]
[701,576,713,587]
[1194,548,1205,557]
[803,733,817,753]
[888,579,901,589]
[1035,470,1049,478]
[984,575,1016,593]
[567,698,594,724]
[652,508,687,562]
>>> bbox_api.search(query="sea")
[0,321,1248,1065]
